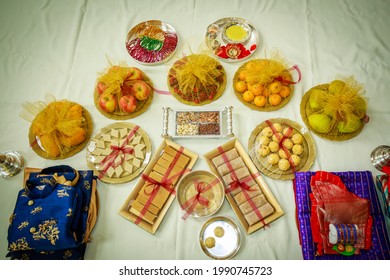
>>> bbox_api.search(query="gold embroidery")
[32,220,60,246]
[31,206,43,215]
[21,192,28,198]
[18,221,29,230]
[83,180,91,190]
[81,171,88,178]
[8,238,32,251]
[57,186,71,198]
[66,208,73,217]
[21,253,30,260]
[39,177,55,186]
[9,213,16,224]
[63,250,73,259]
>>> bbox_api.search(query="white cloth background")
[0,0,389,260]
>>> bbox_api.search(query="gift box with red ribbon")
[205,138,284,234]
[119,139,198,234]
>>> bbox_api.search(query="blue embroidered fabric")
[6,165,97,260]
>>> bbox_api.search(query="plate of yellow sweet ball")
[248,118,316,180]
[199,216,241,260]
[300,77,368,141]
[233,58,300,111]
[29,100,93,159]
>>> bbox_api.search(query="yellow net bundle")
[30,101,88,158]
[97,66,132,97]
[171,54,225,102]
[305,76,367,138]
[244,52,290,85]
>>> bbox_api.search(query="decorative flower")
[215,43,255,59]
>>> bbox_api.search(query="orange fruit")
[262,86,271,97]
[269,94,282,106]
[245,61,258,72]
[269,81,282,94]
[242,90,255,102]
[254,95,267,107]
[279,70,292,85]
[279,85,291,98]
[235,80,247,93]
[238,70,247,81]
[247,83,264,96]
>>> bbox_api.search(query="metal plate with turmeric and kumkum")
[205,17,259,63]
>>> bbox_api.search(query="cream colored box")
[119,139,198,234]
[204,138,284,234]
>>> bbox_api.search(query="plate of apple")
[94,65,154,119]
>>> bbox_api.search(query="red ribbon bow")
[135,146,188,225]
[180,179,221,220]
[98,126,139,179]
[274,64,302,85]
[142,173,175,196]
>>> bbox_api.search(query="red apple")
[119,95,137,113]
[127,67,143,80]
[99,93,117,113]
[121,80,133,96]
[96,81,108,95]
[129,80,152,101]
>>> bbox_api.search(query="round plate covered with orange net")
[29,100,93,160]
[233,59,300,111]
[167,54,226,106]
[94,65,154,120]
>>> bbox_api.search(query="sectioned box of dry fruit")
[204,138,284,234]
[119,139,198,234]
[161,106,234,139]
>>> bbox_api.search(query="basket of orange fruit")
[233,58,300,111]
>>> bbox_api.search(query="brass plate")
[199,216,241,260]
[233,59,294,111]
[300,84,365,141]
[177,170,224,218]
[86,122,151,184]
[248,118,316,180]
[93,70,154,120]
[29,102,93,160]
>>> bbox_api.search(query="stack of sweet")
[88,125,147,181]
[212,148,274,226]
[95,65,153,118]
[255,123,305,172]
[128,146,190,225]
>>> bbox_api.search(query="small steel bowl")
[221,18,252,45]
[177,170,224,218]
[371,145,390,171]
